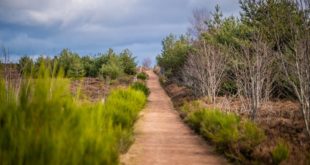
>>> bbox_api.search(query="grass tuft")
[271,139,290,165]
[0,65,146,164]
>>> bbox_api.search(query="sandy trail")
[121,71,227,165]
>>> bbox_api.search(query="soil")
[121,71,227,165]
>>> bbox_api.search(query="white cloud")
[0,0,240,61]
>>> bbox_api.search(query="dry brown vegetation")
[1,65,134,102]
[162,82,310,164]
[70,75,134,102]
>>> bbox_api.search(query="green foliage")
[100,55,123,80]
[131,82,150,96]
[239,120,266,153]
[208,4,223,29]
[0,65,146,164]
[200,110,240,146]
[203,17,253,49]
[156,34,191,78]
[58,49,85,78]
[97,48,138,79]
[67,56,85,78]
[219,80,238,96]
[17,48,138,79]
[120,49,137,75]
[18,56,33,76]
[271,139,290,165]
[137,72,148,80]
[181,100,204,114]
[103,88,146,130]
[240,0,305,49]
[180,100,205,122]
[81,56,97,77]
[183,101,265,162]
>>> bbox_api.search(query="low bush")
[239,120,266,153]
[181,101,205,128]
[158,75,168,86]
[100,62,123,80]
[137,72,148,80]
[200,110,240,147]
[131,82,150,96]
[0,66,146,164]
[271,139,290,165]
[183,101,265,162]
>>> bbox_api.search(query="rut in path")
[121,71,227,165]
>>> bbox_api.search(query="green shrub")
[18,56,34,76]
[239,121,266,151]
[0,66,146,164]
[200,110,240,146]
[181,100,204,121]
[131,82,150,96]
[272,139,290,165]
[100,62,123,80]
[137,72,148,80]
[158,75,166,85]
[120,49,137,75]
[67,57,86,78]
[156,34,191,79]
[183,101,265,162]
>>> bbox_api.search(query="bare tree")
[278,33,310,136]
[182,40,227,103]
[188,8,210,38]
[232,38,275,120]
[142,57,152,69]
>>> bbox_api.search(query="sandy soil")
[121,71,227,165]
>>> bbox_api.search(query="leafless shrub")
[182,40,227,103]
[142,57,151,69]
[278,33,310,136]
[188,8,210,38]
[232,37,275,120]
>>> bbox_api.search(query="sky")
[0,0,240,64]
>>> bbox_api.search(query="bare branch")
[278,32,310,136]
[188,8,210,38]
[232,37,275,120]
[182,40,227,103]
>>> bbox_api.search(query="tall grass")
[0,65,146,165]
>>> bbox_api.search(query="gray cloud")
[0,0,240,64]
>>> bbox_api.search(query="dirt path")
[121,71,227,165]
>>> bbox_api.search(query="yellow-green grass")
[0,66,146,165]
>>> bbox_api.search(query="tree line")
[157,0,310,135]
[18,48,137,79]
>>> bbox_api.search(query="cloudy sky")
[0,0,240,64]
